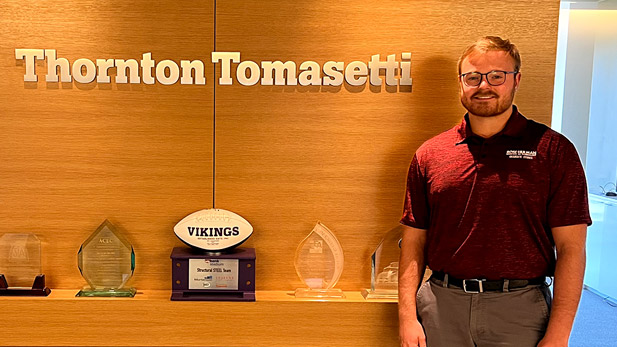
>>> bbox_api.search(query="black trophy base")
[170,247,255,302]
[0,274,51,296]
[170,289,256,302]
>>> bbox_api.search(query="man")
[398,36,591,347]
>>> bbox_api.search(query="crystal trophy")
[76,220,136,297]
[362,226,403,299]
[0,233,51,296]
[294,222,345,299]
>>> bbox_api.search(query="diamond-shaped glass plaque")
[362,226,402,300]
[294,222,345,299]
[77,220,136,297]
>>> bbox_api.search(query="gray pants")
[416,278,551,347]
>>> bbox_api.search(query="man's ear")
[514,71,522,90]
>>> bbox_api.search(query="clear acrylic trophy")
[0,233,51,296]
[76,220,136,297]
[294,222,345,299]
[362,226,403,300]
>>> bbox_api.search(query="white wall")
[555,1,617,301]
[553,4,617,194]
[586,11,617,194]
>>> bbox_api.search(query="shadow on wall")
[376,53,461,233]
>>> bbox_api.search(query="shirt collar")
[456,105,527,144]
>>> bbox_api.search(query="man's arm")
[538,224,587,347]
[398,224,428,347]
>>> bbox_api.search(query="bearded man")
[398,36,591,347]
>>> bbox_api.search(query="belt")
[430,271,546,293]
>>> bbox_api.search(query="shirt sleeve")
[547,136,592,228]
[400,153,430,229]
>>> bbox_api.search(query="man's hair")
[457,36,521,75]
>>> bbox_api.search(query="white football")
[174,209,253,251]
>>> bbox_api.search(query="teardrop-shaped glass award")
[361,226,402,300]
[294,222,345,299]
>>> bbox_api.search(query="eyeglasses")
[460,70,518,87]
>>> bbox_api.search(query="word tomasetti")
[15,49,413,87]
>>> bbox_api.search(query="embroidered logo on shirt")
[506,150,537,160]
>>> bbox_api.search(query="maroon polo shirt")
[401,106,592,280]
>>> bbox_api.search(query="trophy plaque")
[171,209,255,301]
[294,222,345,299]
[362,226,403,300]
[76,220,136,297]
[0,233,51,296]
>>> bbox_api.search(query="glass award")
[294,222,345,299]
[0,233,51,296]
[362,226,403,300]
[76,220,136,297]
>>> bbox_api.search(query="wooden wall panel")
[0,1,561,346]
[0,0,215,289]
[0,0,560,290]
[214,0,560,290]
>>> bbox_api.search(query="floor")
[570,288,617,347]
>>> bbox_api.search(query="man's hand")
[399,318,426,347]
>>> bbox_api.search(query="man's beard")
[460,89,516,117]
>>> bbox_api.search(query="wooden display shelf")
[1,290,399,347]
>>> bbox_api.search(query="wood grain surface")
[0,1,559,345]
[1,290,399,347]
[214,0,560,291]
[0,0,215,290]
